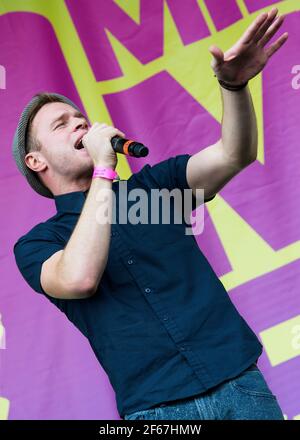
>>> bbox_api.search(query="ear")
[24,151,47,173]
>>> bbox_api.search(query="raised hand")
[209,8,289,86]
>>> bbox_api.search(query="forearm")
[58,176,113,293]
[219,85,258,167]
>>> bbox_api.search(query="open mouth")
[74,139,84,150]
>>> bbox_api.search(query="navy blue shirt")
[13,154,263,418]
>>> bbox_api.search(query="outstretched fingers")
[238,12,268,45]
[253,8,278,43]
[265,32,289,58]
[259,14,286,47]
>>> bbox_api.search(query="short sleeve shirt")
[13,154,263,418]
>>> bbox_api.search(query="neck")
[42,173,93,196]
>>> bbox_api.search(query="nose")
[73,118,88,131]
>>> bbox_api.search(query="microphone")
[111,135,149,158]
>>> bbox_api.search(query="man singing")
[13,9,287,420]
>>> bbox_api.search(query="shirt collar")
[54,190,89,214]
[54,180,122,214]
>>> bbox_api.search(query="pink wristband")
[92,166,119,181]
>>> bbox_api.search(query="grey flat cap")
[12,92,81,198]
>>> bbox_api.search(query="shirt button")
[127,259,133,265]
[163,316,169,321]
[144,288,151,293]
[179,346,186,351]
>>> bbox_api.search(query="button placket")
[110,225,207,379]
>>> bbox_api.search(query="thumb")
[209,45,224,70]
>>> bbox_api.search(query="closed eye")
[54,122,66,130]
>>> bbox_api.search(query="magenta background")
[0,1,299,420]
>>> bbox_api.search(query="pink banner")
[0,0,299,420]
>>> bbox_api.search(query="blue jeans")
[123,363,284,420]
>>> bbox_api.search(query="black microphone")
[111,135,149,158]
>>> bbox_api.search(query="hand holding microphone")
[81,122,122,169]
[81,122,149,170]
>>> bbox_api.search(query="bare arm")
[187,8,288,199]
[41,122,124,299]
[187,85,257,200]
[41,176,113,299]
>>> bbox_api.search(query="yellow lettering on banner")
[0,397,10,420]
[1,1,300,379]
